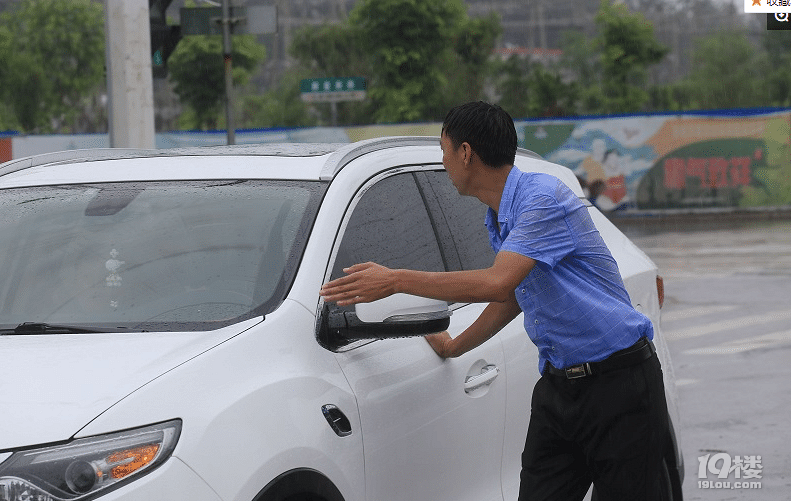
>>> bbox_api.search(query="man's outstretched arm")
[425,291,522,358]
[320,250,536,306]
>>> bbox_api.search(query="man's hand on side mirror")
[320,262,396,306]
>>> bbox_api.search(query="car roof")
[0,138,442,178]
[0,136,579,193]
[0,143,341,186]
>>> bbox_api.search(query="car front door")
[417,169,540,501]
[326,170,507,501]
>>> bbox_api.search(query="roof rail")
[317,135,543,181]
[0,148,153,178]
[319,136,440,181]
[0,144,345,179]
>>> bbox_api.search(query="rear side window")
[331,173,445,281]
[421,170,495,271]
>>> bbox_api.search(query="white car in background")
[0,137,683,501]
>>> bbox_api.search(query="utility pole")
[104,0,156,149]
[221,0,235,145]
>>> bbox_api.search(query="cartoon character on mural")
[534,124,659,213]
[578,139,630,211]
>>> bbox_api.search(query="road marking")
[683,329,791,355]
[663,309,791,341]
[661,304,738,323]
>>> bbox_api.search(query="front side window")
[422,170,495,271]
[0,180,323,332]
[320,172,446,350]
[331,173,446,281]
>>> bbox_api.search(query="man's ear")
[460,142,474,165]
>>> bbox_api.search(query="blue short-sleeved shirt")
[485,167,653,374]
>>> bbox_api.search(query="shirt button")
[534,319,539,324]
[521,289,526,294]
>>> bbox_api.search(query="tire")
[282,495,324,501]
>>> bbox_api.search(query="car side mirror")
[355,294,449,323]
[322,294,450,346]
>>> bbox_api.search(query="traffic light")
[149,0,181,78]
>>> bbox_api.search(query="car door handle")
[464,364,500,393]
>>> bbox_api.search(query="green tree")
[558,30,605,114]
[559,30,600,88]
[527,65,579,118]
[493,55,532,119]
[238,69,318,129]
[289,23,373,125]
[762,29,791,107]
[288,0,499,125]
[684,32,767,110]
[291,23,369,78]
[168,35,266,130]
[348,0,464,123]
[647,81,694,112]
[348,0,497,124]
[516,2,667,117]
[0,0,105,133]
[434,12,501,118]
[593,0,668,114]
[494,55,579,119]
[0,26,23,131]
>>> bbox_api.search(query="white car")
[0,137,683,501]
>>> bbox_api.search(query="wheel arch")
[253,468,346,501]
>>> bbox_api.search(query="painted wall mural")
[519,110,791,211]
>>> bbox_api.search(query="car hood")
[0,318,262,450]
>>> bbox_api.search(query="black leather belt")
[545,338,656,379]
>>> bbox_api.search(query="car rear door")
[327,169,507,501]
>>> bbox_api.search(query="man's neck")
[472,164,512,212]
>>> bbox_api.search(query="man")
[321,101,669,500]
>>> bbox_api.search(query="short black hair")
[441,101,517,168]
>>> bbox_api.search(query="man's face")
[440,132,469,196]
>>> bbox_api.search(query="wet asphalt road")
[616,214,791,500]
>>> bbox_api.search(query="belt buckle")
[564,363,592,379]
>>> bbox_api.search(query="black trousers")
[518,353,670,501]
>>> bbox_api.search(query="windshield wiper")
[1,322,107,335]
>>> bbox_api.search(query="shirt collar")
[496,166,522,222]
[484,166,520,237]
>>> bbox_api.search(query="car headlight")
[0,420,181,501]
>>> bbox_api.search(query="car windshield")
[0,179,323,333]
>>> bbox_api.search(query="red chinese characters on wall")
[603,174,626,204]
[663,156,752,190]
